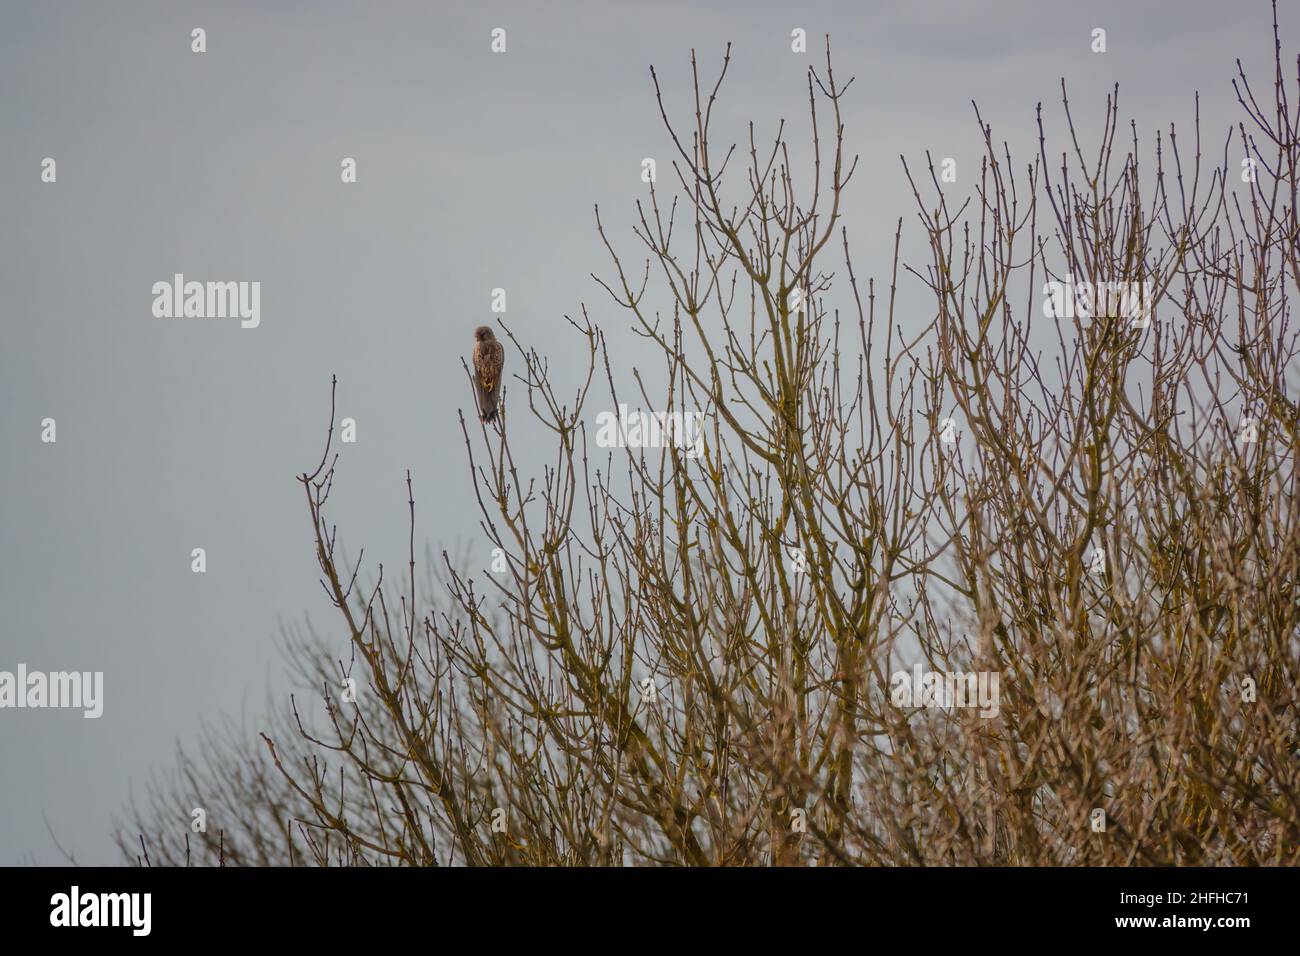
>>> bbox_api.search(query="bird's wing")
[476,341,504,392]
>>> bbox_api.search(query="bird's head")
[474,325,495,342]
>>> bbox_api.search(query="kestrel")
[472,325,505,423]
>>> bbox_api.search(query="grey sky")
[0,0,1292,864]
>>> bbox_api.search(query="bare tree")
[120,7,1299,867]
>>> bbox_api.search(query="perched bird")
[472,325,505,422]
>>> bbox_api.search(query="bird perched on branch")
[472,325,505,423]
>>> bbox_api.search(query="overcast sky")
[1,0,1293,865]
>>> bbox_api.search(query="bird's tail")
[476,381,499,423]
